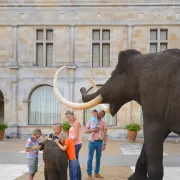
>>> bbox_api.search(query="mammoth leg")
[128,130,170,180]
[146,130,171,180]
[58,169,68,180]
[128,143,148,180]
[146,134,164,179]
[44,165,48,180]
[57,162,68,180]
[46,162,59,180]
[56,159,68,180]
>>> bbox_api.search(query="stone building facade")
[0,0,180,138]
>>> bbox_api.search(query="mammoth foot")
[128,173,149,180]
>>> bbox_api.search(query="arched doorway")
[84,85,117,126]
[0,90,4,123]
[28,85,60,125]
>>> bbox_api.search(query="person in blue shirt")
[48,123,62,140]
[89,109,103,142]
[25,128,42,180]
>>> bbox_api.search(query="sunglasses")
[54,123,61,125]
[34,135,41,139]
[65,110,74,115]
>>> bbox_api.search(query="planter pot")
[128,130,137,143]
[0,130,5,141]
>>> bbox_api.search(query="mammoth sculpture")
[40,140,68,180]
[53,48,180,180]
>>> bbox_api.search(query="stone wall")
[0,1,180,138]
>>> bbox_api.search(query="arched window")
[28,85,60,125]
[84,85,117,126]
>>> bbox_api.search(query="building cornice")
[0,20,180,26]
[0,3,180,7]
[0,6,179,12]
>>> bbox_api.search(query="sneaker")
[94,173,104,178]
[88,175,93,180]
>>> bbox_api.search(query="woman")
[65,110,82,160]
[65,110,82,180]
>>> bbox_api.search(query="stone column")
[67,66,76,101]
[52,42,56,67]
[67,25,76,102]
[3,99,9,124]
[23,100,30,126]
[70,25,75,64]
[126,25,133,124]
[11,25,18,67]
[128,25,133,49]
[10,24,19,137]
[8,76,19,138]
[12,78,18,125]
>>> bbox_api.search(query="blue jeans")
[69,159,81,180]
[75,143,82,180]
[75,143,82,160]
[87,140,103,176]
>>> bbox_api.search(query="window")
[36,29,53,67]
[28,86,60,125]
[92,29,110,67]
[150,29,168,53]
[84,85,116,126]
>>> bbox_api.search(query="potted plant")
[0,122,8,141]
[125,123,141,143]
[61,121,71,135]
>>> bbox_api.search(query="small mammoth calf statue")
[40,140,68,180]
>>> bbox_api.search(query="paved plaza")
[0,139,180,179]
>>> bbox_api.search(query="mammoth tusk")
[53,66,103,110]
[87,76,110,113]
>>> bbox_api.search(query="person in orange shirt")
[55,132,81,180]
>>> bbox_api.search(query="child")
[48,123,62,140]
[89,109,103,142]
[55,132,81,180]
[25,128,42,180]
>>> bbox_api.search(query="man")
[85,110,107,179]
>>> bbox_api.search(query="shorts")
[28,157,38,174]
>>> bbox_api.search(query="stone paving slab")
[131,167,180,180]
[120,143,168,155]
[0,164,28,180]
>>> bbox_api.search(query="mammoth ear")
[117,51,128,73]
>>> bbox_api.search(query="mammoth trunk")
[80,87,103,103]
